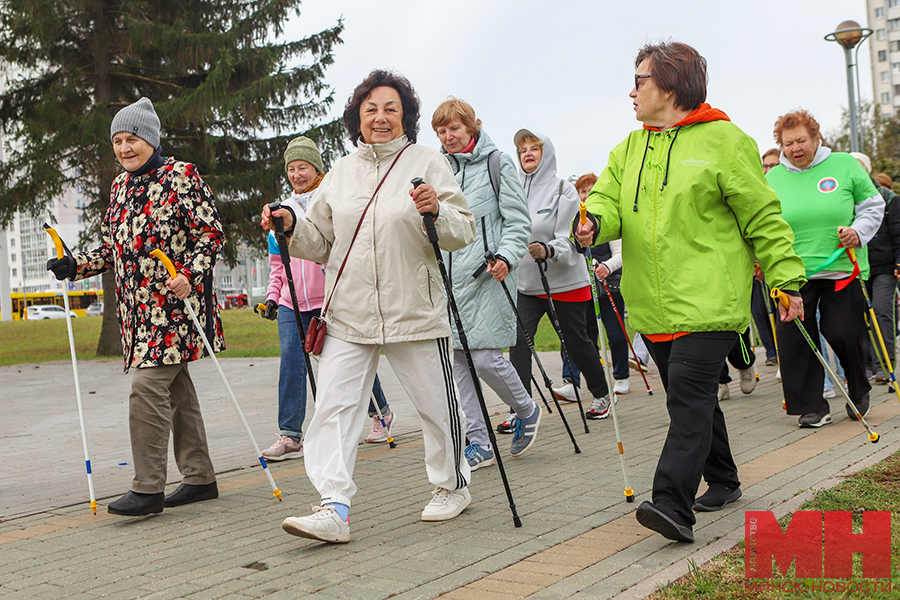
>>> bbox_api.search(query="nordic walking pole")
[748,314,760,382]
[600,278,653,395]
[43,224,97,515]
[535,259,591,434]
[412,178,521,527]
[267,201,317,401]
[771,287,879,443]
[864,311,890,383]
[579,206,634,501]
[150,249,283,500]
[370,391,396,449]
[843,244,900,406]
[485,251,581,453]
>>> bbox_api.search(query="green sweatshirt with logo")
[584,106,806,336]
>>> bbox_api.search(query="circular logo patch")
[818,177,839,193]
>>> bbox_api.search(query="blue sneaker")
[465,443,495,471]
[510,402,541,457]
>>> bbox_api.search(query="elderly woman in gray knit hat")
[48,97,225,516]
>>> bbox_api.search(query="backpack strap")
[487,150,501,201]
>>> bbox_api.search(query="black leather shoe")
[693,484,742,512]
[164,482,218,507]
[107,491,164,516]
[846,393,870,420]
[635,501,694,543]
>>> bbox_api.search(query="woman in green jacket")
[575,41,805,544]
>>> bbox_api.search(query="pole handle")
[43,223,72,259]
[484,250,496,267]
[412,177,439,244]
[150,249,178,279]
[268,202,286,237]
[254,303,267,314]
[770,287,791,310]
[579,202,587,226]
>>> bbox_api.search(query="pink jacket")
[266,191,325,312]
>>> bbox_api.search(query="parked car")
[26,305,77,320]
[85,302,104,317]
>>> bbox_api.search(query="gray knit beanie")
[283,136,324,174]
[110,97,161,148]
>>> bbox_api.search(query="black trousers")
[644,331,741,528]
[510,293,610,399]
[775,279,871,415]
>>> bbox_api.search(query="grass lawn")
[0,307,593,366]
[648,452,900,599]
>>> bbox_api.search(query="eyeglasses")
[763,163,779,170]
[634,74,652,90]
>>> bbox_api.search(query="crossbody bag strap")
[320,142,412,315]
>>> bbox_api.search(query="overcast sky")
[284,0,871,179]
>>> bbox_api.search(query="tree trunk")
[96,269,121,357]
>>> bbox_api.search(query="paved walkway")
[2,351,899,599]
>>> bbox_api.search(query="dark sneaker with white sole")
[693,484,742,512]
[635,501,694,543]
[798,407,832,428]
[510,402,541,457]
[845,392,870,420]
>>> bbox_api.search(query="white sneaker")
[823,388,836,399]
[365,409,395,443]
[282,506,350,543]
[585,395,615,419]
[614,378,630,395]
[421,487,471,521]
[776,367,781,381]
[718,383,730,401]
[739,368,757,394]
[552,381,578,402]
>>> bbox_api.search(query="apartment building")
[868,0,900,116]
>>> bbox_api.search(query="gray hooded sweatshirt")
[515,130,589,296]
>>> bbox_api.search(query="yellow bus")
[3,290,104,321]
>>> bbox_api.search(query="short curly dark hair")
[343,70,420,146]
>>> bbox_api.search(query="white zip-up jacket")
[288,135,475,345]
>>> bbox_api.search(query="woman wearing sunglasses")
[574,41,806,544]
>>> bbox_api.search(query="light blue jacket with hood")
[515,130,588,296]
[442,129,531,349]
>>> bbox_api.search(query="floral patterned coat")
[73,158,225,372]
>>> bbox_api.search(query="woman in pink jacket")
[259,137,392,462]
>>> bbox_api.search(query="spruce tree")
[0,0,344,356]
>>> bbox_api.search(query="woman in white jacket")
[262,70,475,544]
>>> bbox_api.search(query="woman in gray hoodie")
[509,129,611,419]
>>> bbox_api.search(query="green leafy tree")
[0,0,344,356]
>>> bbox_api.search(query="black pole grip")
[411,178,439,244]
[268,202,285,237]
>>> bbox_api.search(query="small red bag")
[305,315,326,356]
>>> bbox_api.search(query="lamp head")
[827,20,870,49]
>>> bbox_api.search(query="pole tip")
[274,489,282,501]
[869,432,880,443]
[514,516,523,528]
[90,501,98,514]
[625,489,635,502]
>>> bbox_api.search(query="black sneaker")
[635,501,694,543]
[845,393,870,420]
[798,408,832,428]
[693,484,742,512]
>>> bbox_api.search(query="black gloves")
[257,299,278,320]
[47,255,76,281]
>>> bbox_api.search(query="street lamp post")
[825,20,873,153]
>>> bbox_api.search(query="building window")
[893,62,900,74]
[880,50,888,62]
[890,18,900,30]
[878,7,885,18]
[11,253,16,262]
[891,0,899,7]
[895,84,900,96]
[891,41,900,52]
[11,268,16,277]
[879,28,887,40]
[883,91,892,104]
[883,71,890,82]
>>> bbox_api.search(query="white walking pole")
[150,249,282,501]
[44,224,97,514]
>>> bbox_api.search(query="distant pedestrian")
[48,97,223,516]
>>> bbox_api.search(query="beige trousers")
[129,362,216,493]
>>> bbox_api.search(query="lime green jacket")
[585,117,806,335]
